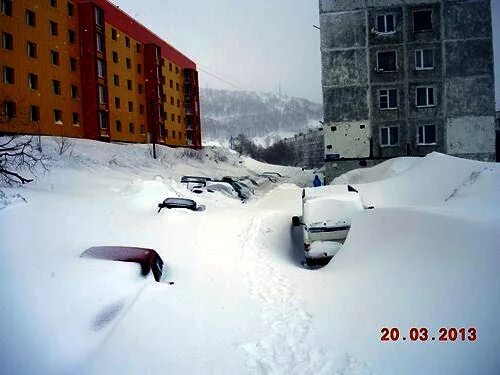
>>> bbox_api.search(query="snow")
[1,139,499,374]
[308,240,343,258]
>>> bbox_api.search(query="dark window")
[136,43,141,53]
[178,131,182,139]
[2,32,13,50]
[418,124,436,145]
[50,0,57,7]
[126,58,131,69]
[170,97,174,105]
[67,2,74,16]
[116,120,122,132]
[380,126,398,146]
[111,28,117,40]
[172,130,176,139]
[169,62,172,71]
[95,7,104,27]
[113,74,119,86]
[169,79,173,89]
[30,105,40,122]
[28,73,38,89]
[114,97,120,109]
[98,85,106,103]
[127,80,132,90]
[415,49,434,70]
[177,99,180,108]
[128,101,133,112]
[27,41,37,58]
[171,113,175,122]
[137,64,142,74]
[176,83,179,91]
[178,115,181,124]
[49,21,58,36]
[52,79,61,95]
[129,123,135,133]
[413,10,432,32]
[4,100,15,119]
[138,84,143,94]
[377,14,394,33]
[99,111,108,129]
[72,112,79,125]
[71,84,78,99]
[175,66,179,74]
[68,29,76,44]
[416,87,435,107]
[140,124,145,134]
[112,51,118,63]
[377,51,397,72]
[96,33,104,52]
[97,59,105,77]
[139,104,144,114]
[3,66,14,84]
[50,50,60,65]
[1,0,13,16]
[379,89,398,110]
[125,36,130,47]
[53,109,62,123]
[70,57,77,71]
[26,9,36,26]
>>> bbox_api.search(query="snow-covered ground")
[1,139,499,374]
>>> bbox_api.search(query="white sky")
[113,0,499,108]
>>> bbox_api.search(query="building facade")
[319,0,496,181]
[283,127,325,169]
[0,0,201,148]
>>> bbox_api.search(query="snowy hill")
[1,138,499,374]
[200,88,323,143]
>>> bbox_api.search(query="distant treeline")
[229,134,294,166]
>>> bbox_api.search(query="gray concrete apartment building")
[283,128,325,168]
[319,0,496,181]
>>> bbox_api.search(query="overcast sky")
[114,0,499,109]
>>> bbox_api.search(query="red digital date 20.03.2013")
[381,327,477,342]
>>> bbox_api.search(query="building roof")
[76,0,196,69]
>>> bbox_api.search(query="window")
[1,0,13,16]
[138,84,143,94]
[377,14,395,33]
[415,49,433,70]
[67,2,74,16]
[170,97,174,105]
[417,124,436,145]
[115,120,122,132]
[413,10,432,32]
[126,58,131,69]
[27,41,37,58]
[416,87,435,107]
[176,83,179,91]
[50,50,60,65]
[178,115,181,124]
[111,28,117,41]
[169,79,173,89]
[125,36,130,47]
[49,21,58,36]
[140,125,145,134]
[70,57,77,71]
[379,89,398,110]
[137,64,142,74]
[128,101,133,112]
[175,66,179,74]
[68,29,76,44]
[177,99,180,108]
[377,51,397,72]
[50,0,57,7]
[129,123,134,133]
[52,79,61,95]
[72,112,79,125]
[3,66,14,84]
[30,105,40,122]
[26,9,36,26]
[4,100,15,119]
[96,33,104,52]
[178,131,182,139]
[112,51,118,63]
[114,97,120,109]
[71,85,78,99]
[99,111,108,129]
[136,43,141,53]
[169,62,172,71]
[2,32,13,50]
[95,7,104,27]
[28,73,38,89]
[97,59,105,77]
[139,104,144,114]
[54,109,62,123]
[171,114,175,122]
[172,130,176,139]
[127,80,132,90]
[98,85,106,104]
[113,74,119,86]
[380,126,399,146]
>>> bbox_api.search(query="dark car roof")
[181,176,212,183]
[163,197,196,206]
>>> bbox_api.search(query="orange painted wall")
[0,0,84,138]
[162,59,187,146]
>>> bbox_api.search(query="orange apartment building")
[0,0,202,148]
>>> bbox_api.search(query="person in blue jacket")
[313,175,321,187]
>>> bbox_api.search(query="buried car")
[158,197,205,212]
[292,185,366,266]
[81,246,164,282]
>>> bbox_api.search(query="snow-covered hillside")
[200,88,322,143]
[1,139,499,375]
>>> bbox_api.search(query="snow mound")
[0,189,27,210]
